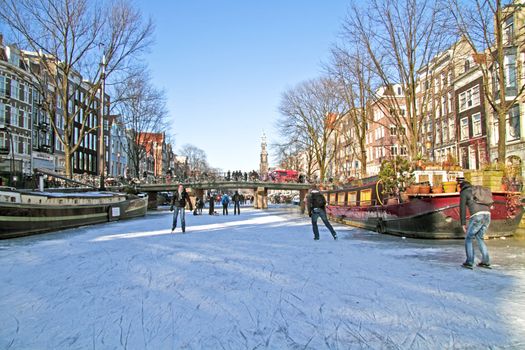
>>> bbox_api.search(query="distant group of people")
[170,186,249,233]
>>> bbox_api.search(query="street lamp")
[98,52,106,190]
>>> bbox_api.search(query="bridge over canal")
[137,180,312,210]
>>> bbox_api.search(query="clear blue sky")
[135,0,350,172]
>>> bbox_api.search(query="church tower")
[259,132,269,176]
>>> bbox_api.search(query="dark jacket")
[171,189,193,210]
[459,182,491,225]
[232,192,241,203]
[307,190,325,216]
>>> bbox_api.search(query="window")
[459,85,480,112]
[472,113,482,137]
[441,95,447,116]
[5,78,10,97]
[507,105,520,141]
[11,80,18,100]
[19,83,25,103]
[391,145,398,156]
[464,60,470,72]
[18,109,24,128]
[390,125,397,136]
[459,92,466,111]
[375,126,384,140]
[400,146,407,156]
[505,54,516,89]
[348,191,357,206]
[0,131,7,151]
[360,189,372,206]
[0,103,4,125]
[443,119,449,143]
[504,17,514,44]
[328,193,336,205]
[0,76,4,96]
[460,117,469,140]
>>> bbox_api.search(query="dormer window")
[464,60,470,72]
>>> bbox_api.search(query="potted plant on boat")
[379,156,414,204]
[419,181,431,194]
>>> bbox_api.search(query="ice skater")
[308,187,337,240]
[458,178,491,269]
[170,184,193,233]
[221,193,230,215]
[232,190,241,215]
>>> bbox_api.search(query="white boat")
[0,187,148,239]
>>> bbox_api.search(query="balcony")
[38,122,49,130]
[38,144,51,153]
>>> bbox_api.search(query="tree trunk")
[64,148,73,179]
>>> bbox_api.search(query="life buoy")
[376,179,384,206]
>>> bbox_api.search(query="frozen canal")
[1,206,525,349]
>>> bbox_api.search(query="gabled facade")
[486,1,525,169]
[366,84,407,175]
[454,66,489,169]
[0,38,36,185]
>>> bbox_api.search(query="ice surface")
[1,206,524,349]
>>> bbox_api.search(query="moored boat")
[0,187,148,239]
[324,172,523,239]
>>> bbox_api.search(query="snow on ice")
[1,206,524,349]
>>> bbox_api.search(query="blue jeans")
[172,207,186,231]
[465,213,490,265]
[311,208,337,239]
[234,202,240,215]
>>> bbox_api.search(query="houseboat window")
[348,191,357,206]
[419,174,430,183]
[432,174,443,187]
[329,193,336,205]
[10,197,15,202]
[360,189,372,206]
[337,192,345,205]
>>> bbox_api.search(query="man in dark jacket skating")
[232,190,241,215]
[308,188,337,240]
[170,184,193,233]
[458,178,491,269]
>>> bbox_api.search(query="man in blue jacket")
[458,178,491,269]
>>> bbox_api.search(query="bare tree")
[0,0,154,177]
[179,144,209,179]
[327,46,377,178]
[449,0,525,165]
[342,0,451,159]
[113,68,168,178]
[273,142,305,171]
[277,77,348,183]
